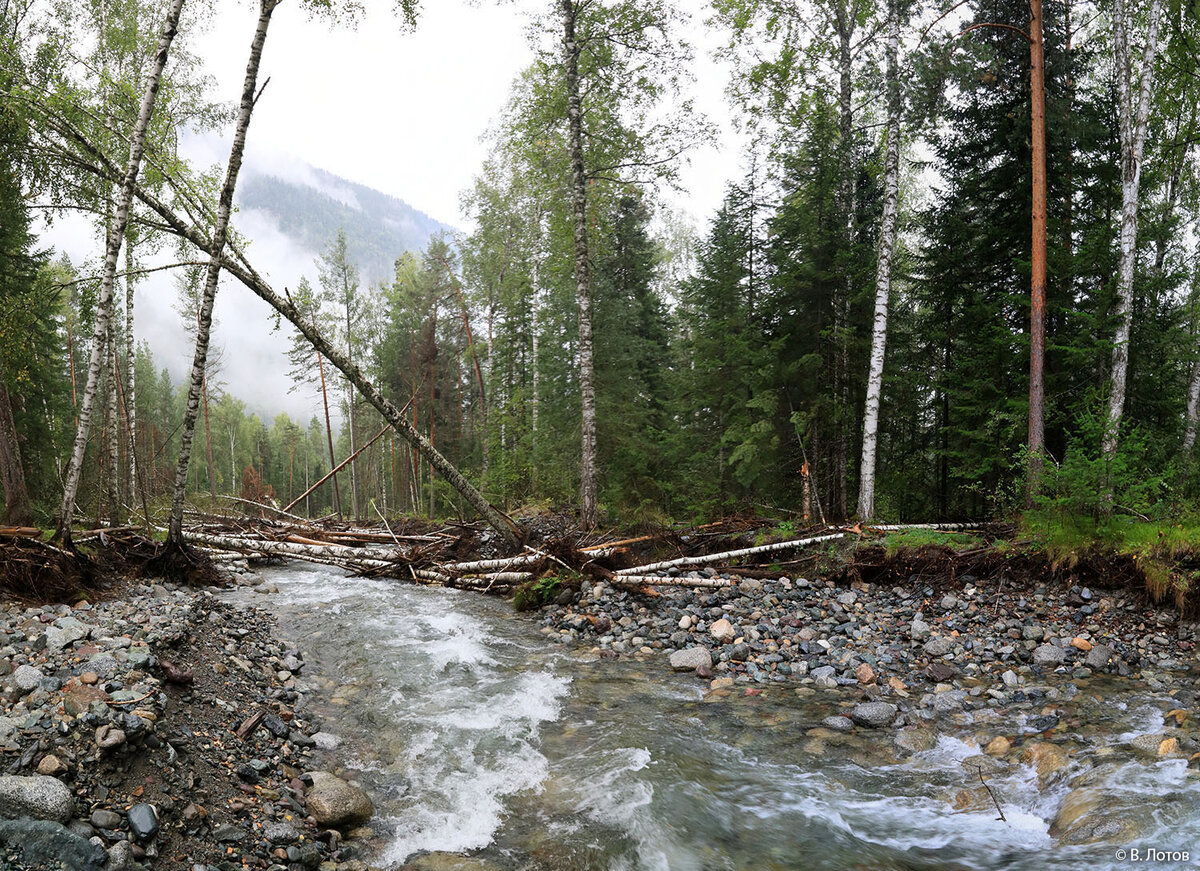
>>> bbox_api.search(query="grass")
[878,528,985,554]
[1021,510,1200,610]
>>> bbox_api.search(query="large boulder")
[0,774,74,823]
[0,819,107,870]
[304,771,374,828]
[849,702,897,729]
[669,647,713,672]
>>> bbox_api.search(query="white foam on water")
[561,747,706,871]
[380,738,553,862]
[1116,703,1169,743]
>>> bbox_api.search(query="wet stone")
[126,803,158,841]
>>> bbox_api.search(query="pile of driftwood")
[180,514,985,596]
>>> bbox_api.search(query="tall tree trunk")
[124,236,137,505]
[834,0,857,520]
[168,0,278,544]
[1026,0,1048,505]
[857,0,901,522]
[202,375,216,497]
[1103,0,1165,462]
[55,0,185,546]
[562,0,599,528]
[317,351,342,514]
[0,381,31,526]
[106,348,121,523]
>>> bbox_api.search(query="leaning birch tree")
[55,0,186,546]
[167,0,279,544]
[1103,0,1165,463]
[857,0,903,522]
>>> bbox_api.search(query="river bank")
[0,562,377,871]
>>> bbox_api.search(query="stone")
[1001,669,1019,689]
[35,754,68,777]
[304,771,374,828]
[923,637,953,657]
[855,663,876,684]
[1050,788,1146,845]
[677,615,692,630]
[64,683,110,716]
[709,618,735,644]
[12,665,44,694]
[1084,645,1113,670]
[46,616,88,651]
[91,809,122,829]
[952,786,994,813]
[836,591,857,607]
[79,672,99,685]
[1069,637,1092,652]
[106,840,135,871]
[1032,644,1066,666]
[312,732,341,751]
[0,819,107,870]
[0,774,74,823]
[265,821,299,845]
[126,803,158,841]
[894,727,937,754]
[1129,733,1180,757]
[1020,742,1069,788]
[212,823,246,842]
[932,690,967,713]
[669,647,713,672]
[940,594,958,610]
[822,716,854,732]
[984,736,1011,757]
[95,724,126,751]
[849,702,897,729]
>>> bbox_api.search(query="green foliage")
[512,573,564,612]
[1033,406,1167,522]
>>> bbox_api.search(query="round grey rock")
[0,774,74,824]
[669,647,713,672]
[849,702,898,729]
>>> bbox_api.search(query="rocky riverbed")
[0,563,380,871]
[537,569,1200,755]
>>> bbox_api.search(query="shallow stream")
[228,562,1200,870]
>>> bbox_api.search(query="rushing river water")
[227,562,1200,870]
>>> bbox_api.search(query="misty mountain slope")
[237,166,455,282]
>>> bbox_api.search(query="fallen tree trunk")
[617,532,847,576]
[611,574,737,589]
[282,424,389,514]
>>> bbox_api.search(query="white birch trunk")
[125,238,137,503]
[562,0,599,528]
[617,533,846,575]
[1104,0,1165,458]
[857,0,902,522]
[56,0,185,545]
[168,0,279,543]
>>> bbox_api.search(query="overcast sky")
[194,0,742,229]
[47,0,746,425]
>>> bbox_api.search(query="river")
[227,562,1200,870]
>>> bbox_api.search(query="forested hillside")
[238,168,453,282]
[1,0,1198,542]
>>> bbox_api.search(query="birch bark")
[1103,0,1165,459]
[857,0,901,522]
[55,0,185,545]
[168,0,279,544]
[562,0,599,529]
